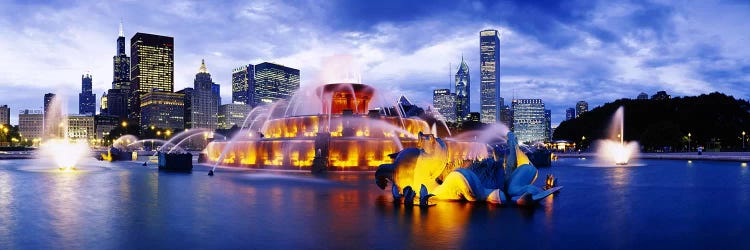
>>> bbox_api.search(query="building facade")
[512,99,546,144]
[232,64,254,105]
[67,115,95,141]
[19,109,43,141]
[252,62,300,106]
[218,103,253,129]
[131,32,174,128]
[79,74,96,115]
[637,92,649,100]
[500,105,513,129]
[454,58,470,122]
[0,105,9,125]
[480,29,501,124]
[576,101,589,117]
[432,89,456,122]
[113,22,131,91]
[544,109,552,141]
[191,60,219,130]
[139,91,184,130]
[566,107,576,121]
[43,93,63,138]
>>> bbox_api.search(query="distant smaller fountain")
[597,106,639,165]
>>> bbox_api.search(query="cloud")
[0,0,748,126]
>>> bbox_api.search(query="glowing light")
[742,162,747,167]
[40,139,89,170]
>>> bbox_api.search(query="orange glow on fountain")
[205,83,489,171]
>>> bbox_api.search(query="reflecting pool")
[0,157,748,249]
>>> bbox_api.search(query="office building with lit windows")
[139,91,184,130]
[512,99,546,144]
[432,89,456,122]
[480,29,501,124]
[252,62,299,106]
[454,58,470,121]
[219,103,252,129]
[566,107,576,121]
[576,101,589,117]
[19,109,43,141]
[0,105,9,125]
[232,64,254,105]
[131,32,174,128]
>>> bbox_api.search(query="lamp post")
[688,133,691,152]
[743,131,746,151]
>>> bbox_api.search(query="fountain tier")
[206,83,489,171]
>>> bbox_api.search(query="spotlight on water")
[40,139,89,171]
[596,106,639,166]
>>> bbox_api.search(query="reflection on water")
[0,158,749,248]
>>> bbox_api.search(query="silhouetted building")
[637,92,649,100]
[79,74,96,115]
[480,29,501,124]
[466,112,481,123]
[113,22,131,91]
[651,91,671,100]
[432,89,456,122]
[43,93,62,137]
[576,101,588,117]
[105,89,128,120]
[566,107,576,121]
[454,57,470,122]
[231,64,254,105]
[139,91,184,130]
[191,60,218,130]
[219,103,252,129]
[0,105,9,125]
[176,88,194,129]
[500,105,512,128]
[512,99,546,144]
[94,114,119,140]
[252,62,300,106]
[43,93,56,115]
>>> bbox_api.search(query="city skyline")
[0,0,748,126]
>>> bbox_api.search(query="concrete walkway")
[556,152,750,162]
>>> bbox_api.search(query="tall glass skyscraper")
[190,60,218,130]
[480,29,501,124]
[512,99,546,144]
[252,62,300,106]
[113,22,131,91]
[576,101,589,117]
[433,89,456,122]
[232,64,254,105]
[454,58,470,121]
[130,32,174,128]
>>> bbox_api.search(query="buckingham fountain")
[204,82,561,205]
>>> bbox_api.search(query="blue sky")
[0,0,748,125]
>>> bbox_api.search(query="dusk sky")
[1,0,748,125]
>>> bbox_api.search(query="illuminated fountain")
[36,95,91,171]
[596,106,639,165]
[205,83,488,172]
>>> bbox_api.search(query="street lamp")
[743,131,746,151]
[688,133,691,152]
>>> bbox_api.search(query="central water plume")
[596,106,640,165]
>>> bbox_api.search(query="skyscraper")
[480,29,501,124]
[454,57,470,121]
[105,89,128,120]
[131,32,174,128]
[43,93,62,138]
[232,64,254,105]
[512,99,546,144]
[113,22,131,91]
[191,60,218,130]
[576,101,589,117]
[131,32,174,93]
[500,105,512,129]
[252,62,300,106]
[432,89,456,122]
[100,92,108,114]
[79,73,96,115]
[0,105,9,125]
[566,108,576,121]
